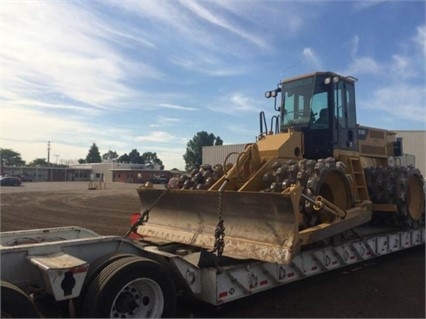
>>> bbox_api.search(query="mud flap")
[136,186,301,264]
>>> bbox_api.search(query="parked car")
[0,176,22,186]
[19,174,33,182]
[150,175,169,184]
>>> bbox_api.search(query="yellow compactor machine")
[136,71,425,265]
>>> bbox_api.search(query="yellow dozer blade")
[135,185,302,264]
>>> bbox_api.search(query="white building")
[395,131,426,176]
[203,131,426,176]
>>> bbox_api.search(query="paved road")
[1,182,424,318]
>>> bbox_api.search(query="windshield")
[281,75,328,129]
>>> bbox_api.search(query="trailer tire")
[82,256,176,318]
[76,252,135,316]
[1,281,40,318]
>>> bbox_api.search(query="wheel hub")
[110,278,164,318]
[114,288,140,315]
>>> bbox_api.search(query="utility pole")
[47,141,51,165]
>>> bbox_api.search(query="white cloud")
[179,0,269,49]
[366,84,426,124]
[2,1,161,113]
[413,25,426,56]
[170,56,249,76]
[207,93,262,115]
[346,24,424,129]
[230,94,260,112]
[390,54,417,79]
[135,131,177,143]
[213,0,306,36]
[347,56,381,75]
[302,48,323,70]
[149,116,181,128]
[159,103,197,111]
[351,35,360,58]
[352,1,387,11]
[0,106,101,162]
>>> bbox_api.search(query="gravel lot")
[1,182,424,318]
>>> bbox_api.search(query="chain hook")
[123,185,170,238]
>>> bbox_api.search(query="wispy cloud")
[207,93,262,115]
[352,0,387,11]
[230,94,261,112]
[179,0,269,49]
[213,1,306,36]
[352,24,425,128]
[413,25,426,56]
[2,2,162,113]
[302,48,323,70]
[347,56,381,75]
[135,131,179,143]
[351,35,360,58]
[364,84,426,124]
[149,116,181,128]
[159,103,197,111]
[170,56,249,76]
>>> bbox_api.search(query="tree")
[183,131,223,171]
[215,136,223,146]
[117,153,130,163]
[128,149,144,164]
[28,158,48,167]
[102,150,119,161]
[85,143,101,163]
[143,152,164,170]
[142,152,163,168]
[0,148,26,166]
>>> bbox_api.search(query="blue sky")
[1,1,425,170]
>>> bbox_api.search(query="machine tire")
[304,158,353,226]
[82,256,176,318]
[399,166,425,224]
[260,157,353,228]
[1,281,40,318]
[365,166,425,227]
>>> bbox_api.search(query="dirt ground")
[1,182,425,318]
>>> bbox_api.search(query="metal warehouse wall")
[203,144,245,166]
[203,131,425,177]
[395,131,426,176]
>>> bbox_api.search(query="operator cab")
[265,72,358,159]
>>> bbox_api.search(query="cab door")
[332,80,357,152]
[303,87,333,159]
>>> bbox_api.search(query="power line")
[0,137,51,143]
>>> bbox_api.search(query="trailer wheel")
[76,253,135,316]
[82,256,176,318]
[1,281,40,318]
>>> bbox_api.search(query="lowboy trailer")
[1,224,424,318]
